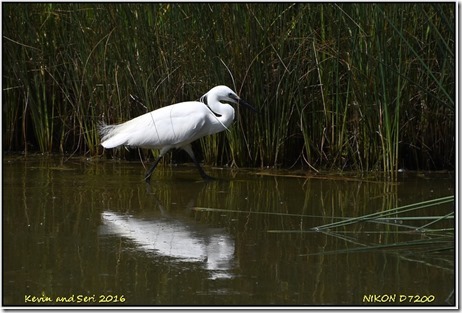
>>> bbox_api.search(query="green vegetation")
[3,3,455,174]
[301,195,454,267]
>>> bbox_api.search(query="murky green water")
[3,156,455,306]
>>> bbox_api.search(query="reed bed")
[2,3,455,174]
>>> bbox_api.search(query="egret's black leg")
[182,145,214,181]
[191,155,214,181]
[144,155,163,184]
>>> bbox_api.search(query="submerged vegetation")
[2,3,455,175]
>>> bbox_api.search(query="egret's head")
[201,85,257,112]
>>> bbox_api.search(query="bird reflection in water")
[99,182,236,280]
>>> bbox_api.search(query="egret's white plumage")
[99,85,255,183]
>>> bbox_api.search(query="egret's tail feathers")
[99,122,128,149]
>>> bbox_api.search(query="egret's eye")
[228,93,239,102]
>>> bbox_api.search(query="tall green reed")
[2,3,454,174]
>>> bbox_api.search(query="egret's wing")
[101,101,211,149]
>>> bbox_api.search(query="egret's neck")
[207,98,235,128]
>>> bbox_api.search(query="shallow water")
[3,156,455,306]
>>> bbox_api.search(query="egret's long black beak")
[230,94,258,113]
[238,98,258,113]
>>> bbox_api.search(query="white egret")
[99,85,256,183]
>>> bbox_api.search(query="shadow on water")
[3,156,455,306]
